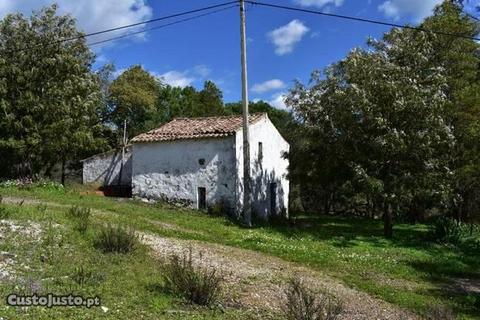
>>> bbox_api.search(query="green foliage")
[109,65,160,138]
[94,224,138,253]
[156,80,226,123]
[0,5,105,178]
[431,216,479,246]
[285,1,480,236]
[161,250,223,306]
[283,277,343,320]
[66,206,91,234]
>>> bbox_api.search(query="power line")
[12,1,238,54]
[245,1,480,42]
[88,5,237,47]
[465,12,479,21]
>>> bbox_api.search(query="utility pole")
[240,0,252,226]
[119,119,127,185]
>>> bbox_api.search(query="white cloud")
[0,0,153,46]
[378,0,442,21]
[113,68,127,78]
[269,92,288,110]
[294,0,344,8]
[251,79,286,94]
[158,65,214,88]
[268,20,309,56]
[159,71,195,88]
[193,65,211,78]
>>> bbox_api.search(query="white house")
[130,113,289,219]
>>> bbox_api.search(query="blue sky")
[0,0,479,108]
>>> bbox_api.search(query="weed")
[283,277,343,320]
[94,224,138,253]
[427,304,455,320]
[66,206,91,234]
[161,249,222,306]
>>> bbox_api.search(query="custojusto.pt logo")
[6,294,101,308]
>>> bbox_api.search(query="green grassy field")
[0,185,479,319]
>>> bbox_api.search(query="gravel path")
[142,233,418,320]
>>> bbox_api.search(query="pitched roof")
[131,113,266,143]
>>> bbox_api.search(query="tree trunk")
[61,159,66,186]
[457,200,463,222]
[383,200,393,238]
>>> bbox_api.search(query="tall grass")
[161,250,222,306]
[93,224,138,253]
[283,277,343,320]
[66,206,91,234]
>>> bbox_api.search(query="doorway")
[197,187,206,210]
[269,183,277,215]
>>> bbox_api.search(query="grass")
[0,194,271,319]
[1,185,479,319]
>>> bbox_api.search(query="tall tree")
[109,65,160,138]
[419,2,480,223]
[288,28,453,238]
[0,5,104,181]
[156,81,225,122]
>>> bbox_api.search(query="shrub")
[427,304,455,320]
[66,206,91,234]
[94,224,138,253]
[161,250,222,306]
[431,216,479,245]
[283,277,343,320]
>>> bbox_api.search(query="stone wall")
[132,137,237,212]
[82,148,132,186]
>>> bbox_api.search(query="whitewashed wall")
[82,148,132,186]
[132,137,237,212]
[235,115,290,219]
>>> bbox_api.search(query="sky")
[0,0,479,109]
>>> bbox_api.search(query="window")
[197,187,206,210]
[258,142,263,161]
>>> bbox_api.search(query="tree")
[419,2,480,223]
[0,5,104,182]
[109,65,160,138]
[156,81,225,122]
[288,28,453,238]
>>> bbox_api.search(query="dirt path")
[142,233,418,320]
[2,196,418,319]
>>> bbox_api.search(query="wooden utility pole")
[240,0,251,226]
[119,119,127,185]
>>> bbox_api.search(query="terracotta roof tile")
[131,113,266,143]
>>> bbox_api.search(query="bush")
[283,277,343,320]
[66,206,91,234]
[94,224,138,253]
[161,250,222,306]
[427,304,455,320]
[431,216,479,245]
